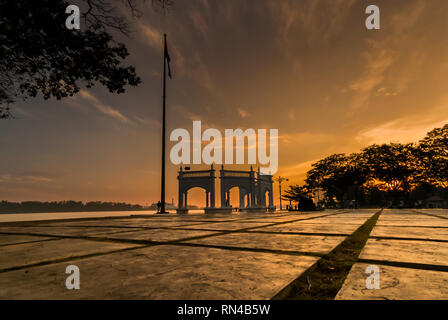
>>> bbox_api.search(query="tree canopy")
[287,124,448,209]
[0,0,174,118]
[418,124,448,187]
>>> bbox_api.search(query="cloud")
[137,21,186,78]
[237,108,249,119]
[138,22,162,49]
[356,117,448,145]
[278,132,333,145]
[272,0,357,53]
[348,47,394,109]
[0,174,53,184]
[189,9,209,39]
[134,116,161,128]
[347,1,427,111]
[79,91,132,125]
[278,159,319,182]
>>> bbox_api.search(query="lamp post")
[274,176,289,210]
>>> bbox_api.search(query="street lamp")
[274,176,289,211]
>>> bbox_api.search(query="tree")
[418,124,448,187]
[306,153,368,207]
[0,0,174,118]
[282,185,316,211]
[361,143,420,195]
[301,126,447,208]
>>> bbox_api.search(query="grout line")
[0,211,373,274]
[162,242,325,258]
[0,245,150,274]
[271,209,383,300]
[357,258,448,273]
[369,236,448,243]
[411,210,448,220]
[0,212,347,247]
[374,225,448,229]
[0,238,60,248]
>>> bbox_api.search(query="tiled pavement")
[0,209,446,299]
[336,209,448,299]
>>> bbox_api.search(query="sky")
[1,0,448,207]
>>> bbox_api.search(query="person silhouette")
[157,201,161,213]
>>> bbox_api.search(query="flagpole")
[160,33,167,214]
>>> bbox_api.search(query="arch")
[220,166,256,208]
[184,185,208,193]
[177,165,274,214]
[184,186,209,209]
[224,186,240,209]
[255,171,274,209]
[178,166,216,210]
[261,187,273,208]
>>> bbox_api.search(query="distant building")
[148,199,180,210]
[426,196,448,209]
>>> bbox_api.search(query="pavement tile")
[0,234,52,246]
[359,238,448,266]
[103,229,220,242]
[0,226,143,237]
[371,226,448,241]
[0,245,318,299]
[336,263,448,300]
[0,239,140,270]
[254,222,360,235]
[182,232,346,254]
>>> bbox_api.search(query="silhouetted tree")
[418,124,448,188]
[306,153,368,206]
[361,143,420,195]
[282,185,316,211]
[0,200,144,213]
[0,0,174,118]
[302,125,447,208]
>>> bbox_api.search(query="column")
[221,187,226,208]
[269,190,274,208]
[178,191,183,209]
[206,191,209,208]
[178,167,183,208]
[239,191,244,209]
[210,167,216,208]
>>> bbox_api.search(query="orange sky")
[1,0,448,207]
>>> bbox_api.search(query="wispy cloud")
[79,91,132,125]
[0,174,53,184]
[347,0,427,111]
[189,10,209,39]
[348,46,394,110]
[134,116,161,128]
[237,108,249,119]
[356,117,448,145]
[279,159,319,181]
[138,22,162,49]
[137,21,186,78]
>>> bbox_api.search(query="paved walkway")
[0,209,446,299]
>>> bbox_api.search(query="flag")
[164,36,172,79]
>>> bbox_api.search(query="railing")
[221,171,251,178]
[181,171,212,178]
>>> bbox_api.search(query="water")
[0,210,164,222]
[0,210,249,222]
